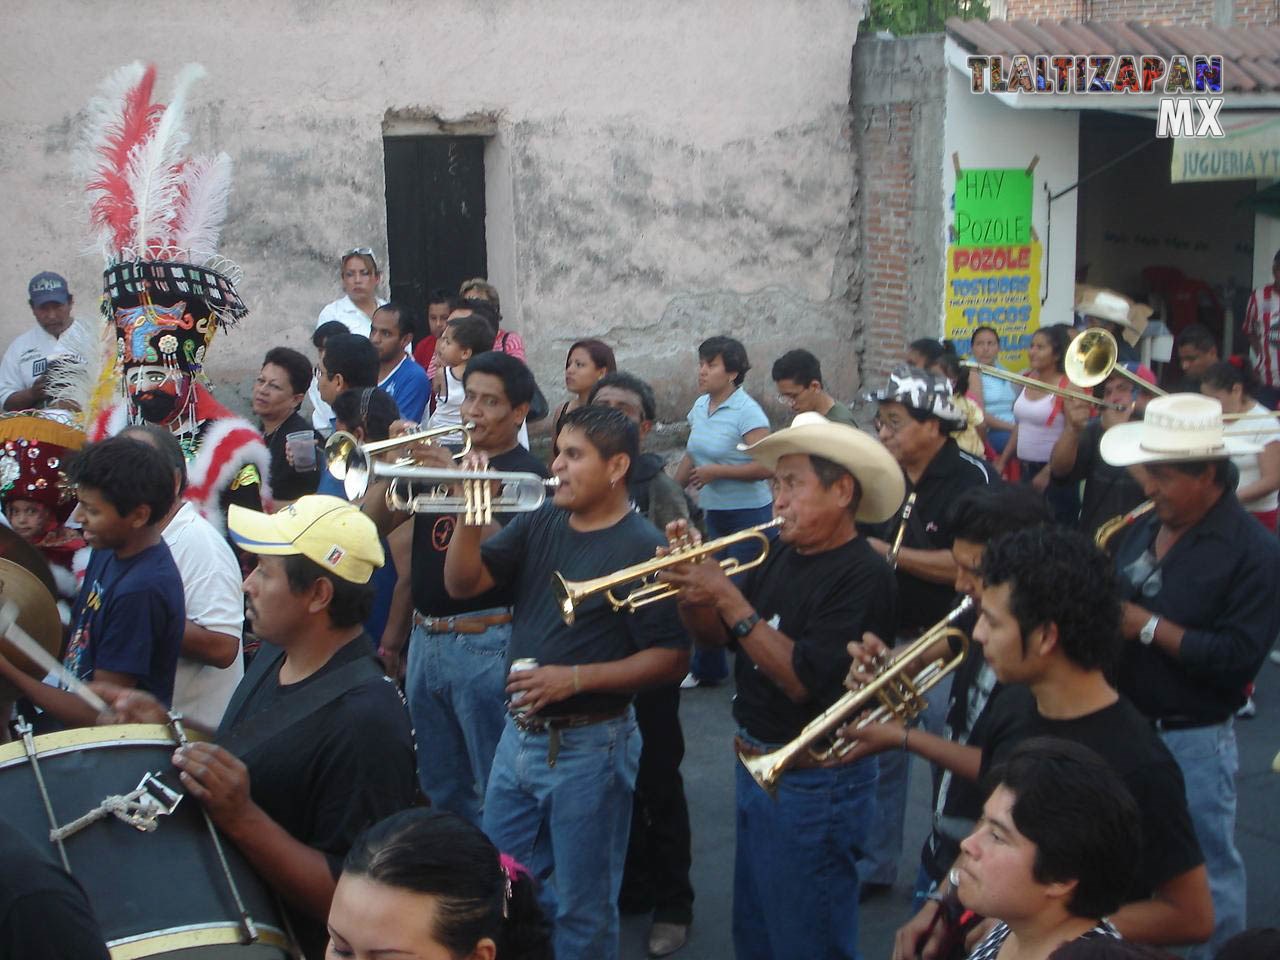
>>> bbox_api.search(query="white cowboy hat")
[1100,394,1260,468]
[741,412,906,523]
[1074,285,1154,346]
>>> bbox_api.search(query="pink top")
[1013,387,1065,462]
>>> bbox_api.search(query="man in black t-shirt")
[861,364,993,893]
[444,404,688,960]
[664,411,904,960]
[891,526,1212,960]
[101,496,417,960]
[368,352,549,828]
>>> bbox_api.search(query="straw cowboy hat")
[741,412,906,523]
[1100,394,1260,468]
[1075,284,1154,346]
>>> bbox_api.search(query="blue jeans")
[734,733,878,960]
[405,610,511,826]
[693,504,776,682]
[1159,720,1246,960]
[483,710,641,960]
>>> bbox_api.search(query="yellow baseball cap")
[228,496,384,584]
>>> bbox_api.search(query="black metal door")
[383,136,488,332]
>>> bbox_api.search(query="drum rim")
[108,920,292,958]
[0,722,207,769]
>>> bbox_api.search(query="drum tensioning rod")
[15,716,71,872]
[167,713,260,946]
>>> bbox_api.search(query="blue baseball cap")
[28,272,70,306]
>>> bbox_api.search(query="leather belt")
[1153,715,1226,732]
[414,610,512,635]
[513,707,627,733]
[735,734,825,771]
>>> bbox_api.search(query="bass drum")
[0,723,296,959]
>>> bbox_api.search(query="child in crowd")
[412,288,456,394]
[929,350,985,458]
[427,314,494,443]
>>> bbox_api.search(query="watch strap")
[730,612,761,639]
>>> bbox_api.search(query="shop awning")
[1171,111,1280,182]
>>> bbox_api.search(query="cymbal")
[0,524,57,598]
[0,558,62,701]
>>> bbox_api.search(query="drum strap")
[217,643,384,759]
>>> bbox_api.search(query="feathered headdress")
[62,62,248,422]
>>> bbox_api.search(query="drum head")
[0,523,57,596]
[0,557,62,700]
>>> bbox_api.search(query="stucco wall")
[0,0,863,423]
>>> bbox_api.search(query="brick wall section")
[1003,0,1277,26]
[851,36,949,388]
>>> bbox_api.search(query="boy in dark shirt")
[0,435,183,727]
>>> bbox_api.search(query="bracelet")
[573,664,581,693]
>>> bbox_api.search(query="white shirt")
[0,318,92,408]
[308,295,388,430]
[1226,401,1280,512]
[163,501,245,729]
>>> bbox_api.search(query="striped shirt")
[1245,282,1280,387]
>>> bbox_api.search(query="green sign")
[954,168,1033,247]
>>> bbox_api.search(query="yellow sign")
[944,242,1042,370]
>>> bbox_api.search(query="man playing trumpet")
[661,412,904,960]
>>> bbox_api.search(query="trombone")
[962,360,1127,410]
[1064,328,1166,397]
[740,596,973,795]
[551,517,784,626]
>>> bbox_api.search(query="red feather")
[86,65,164,252]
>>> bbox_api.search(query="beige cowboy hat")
[741,412,906,523]
[1100,394,1260,468]
[1075,284,1154,346]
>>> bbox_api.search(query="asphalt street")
[620,661,1280,960]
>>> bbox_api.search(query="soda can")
[509,658,539,712]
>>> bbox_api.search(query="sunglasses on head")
[342,247,378,268]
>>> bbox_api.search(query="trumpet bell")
[1065,327,1118,388]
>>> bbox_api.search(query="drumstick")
[0,600,109,714]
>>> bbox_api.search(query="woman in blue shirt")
[969,326,1017,456]
[674,336,773,685]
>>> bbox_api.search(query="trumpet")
[325,425,473,499]
[384,467,559,523]
[551,517,784,626]
[739,596,973,795]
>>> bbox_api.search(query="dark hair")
[1212,928,1280,960]
[322,334,379,389]
[373,302,413,339]
[948,483,1051,545]
[463,352,536,409]
[262,346,313,396]
[931,348,970,395]
[1033,324,1071,372]
[1049,939,1180,960]
[556,404,639,480]
[970,325,1000,350]
[984,737,1140,920]
[343,808,551,960]
[119,423,188,494]
[456,299,500,339]
[313,320,350,351]
[1174,323,1218,354]
[68,436,175,526]
[1201,360,1251,396]
[567,339,617,375]
[332,387,399,443]
[699,335,750,386]
[282,553,373,628]
[771,349,823,388]
[809,454,863,517]
[908,338,948,366]
[447,315,496,357]
[427,288,457,311]
[979,526,1121,671]
[589,371,657,422]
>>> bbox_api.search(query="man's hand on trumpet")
[657,518,733,609]
[832,632,908,761]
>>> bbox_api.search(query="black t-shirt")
[982,686,1204,899]
[412,445,551,617]
[263,411,322,502]
[1055,419,1146,540]
[732,536,896,743]
[864,439,992,635]
[479,502,688,716]
[217,636,417,960]
[0,818,110,960]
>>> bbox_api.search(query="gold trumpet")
[551,517,784,626]
[325,425,472,500]
[1064,328,1167,397]
[739,596,973,795]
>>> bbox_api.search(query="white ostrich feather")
[174,152,233,263]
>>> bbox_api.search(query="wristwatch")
[730,612,761,639]
[1139,615,1160,646]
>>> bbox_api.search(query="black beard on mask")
[133,389,178,424]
